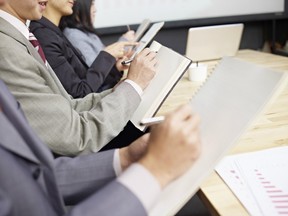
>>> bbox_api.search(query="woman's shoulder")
[63,27,87,37]
[64,27,98,42]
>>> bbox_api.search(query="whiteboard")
[94,0,285,28]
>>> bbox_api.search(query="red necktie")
[29,32,47,65]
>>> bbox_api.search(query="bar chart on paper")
[216,146,288,215]
[252,169,288,215]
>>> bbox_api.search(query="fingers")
[123,30,136,41]
[116,41,138,50]
[125,30,135,35]
[135,48,157,65]
[123,41,138,46]
[119,42,139,57]
[126,48,158,90]
[164,104,201,145]
[183,114,201,149]
[140,133,150,142]
[166,104,193,122]
[179,106,200,137]
[130,48,157,69]
[124,49,134,58]
[137,48,156,58]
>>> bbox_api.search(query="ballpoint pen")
[121,58,133,65]
[140,116,165,126]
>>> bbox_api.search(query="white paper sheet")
[216,146,288,216]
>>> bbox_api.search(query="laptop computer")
[185,23,244,62]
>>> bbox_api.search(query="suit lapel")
[0,80,54,166]
[0,18,47,68]
[0,113,40,165]
[0,18,72,100]
[0,81,66,214]
[0,81,40,164]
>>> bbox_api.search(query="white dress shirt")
[0,10,160,212]
[113,149,161,210]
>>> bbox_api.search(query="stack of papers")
[216,146,288,216]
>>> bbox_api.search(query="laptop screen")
[185,23,244,62]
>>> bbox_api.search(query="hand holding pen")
[104,41,138,59]
[121,25,136,41]
[125,48,158,90]
[139,104,201,187]
[115,47,137,71]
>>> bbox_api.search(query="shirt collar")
[0,9,29,39]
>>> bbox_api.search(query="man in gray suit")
[0,0,157,156]
[0,78,201,216]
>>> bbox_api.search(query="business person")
[0,0,156,156]
[29,0,136,98]
[60,0,135,67]
[0,77,201,216]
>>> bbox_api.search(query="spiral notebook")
[148,57,288,216]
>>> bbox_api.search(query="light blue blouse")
[63,27,126,66]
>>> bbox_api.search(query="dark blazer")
[30,17,122,98]
[0,80,146,216]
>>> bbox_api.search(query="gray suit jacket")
[0,18,141,156]
[0,80,146,216]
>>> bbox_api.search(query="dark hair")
[60,0,95,33]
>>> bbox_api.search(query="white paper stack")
[216,146,288,216]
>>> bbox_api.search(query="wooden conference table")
[156,49,288,215]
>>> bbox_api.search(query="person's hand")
[119,133,150,170]
[139,105,202,188]
[114,47,138,71]
[122,30,136,41]
[115,56,130,72]
[126,48,157,90]
[104,41,138,59]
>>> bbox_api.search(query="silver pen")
[140,116,165,126]
[121,58,134,65]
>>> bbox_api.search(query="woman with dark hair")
[29,0,136,98]
[60,0,135,66]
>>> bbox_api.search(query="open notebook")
[130,41,192,130]
[148,57,288,216]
